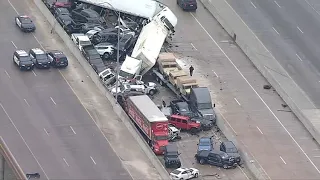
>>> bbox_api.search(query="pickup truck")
[71,33,92,51]
[81,45,106,74]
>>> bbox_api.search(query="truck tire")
[223,164,228,169]
[103,53,110,60]
[199,158,205,165]
[159,80,163,86]
[149,89,156,96]
[190,128,198,135]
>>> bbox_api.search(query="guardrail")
[33,0,170,179]
[0,136,26,180]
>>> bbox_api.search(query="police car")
[47,50,68,68]
[13,50,34,70]
[29,48,51,69]
[15,15,36,32]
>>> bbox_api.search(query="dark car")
[56,14,73,27]
[195,150,237,169]
[220,141,241,164]
[80,23,104,33]
[164,144,181,168]
[91,28,118,45]
[47,50,68,67]
[53,7,69,17]
[192,117,213,130]
[197,137,213,152]
[116,34,134,52]
[15,15,36,32]
[170,100,193,117]
[177,0,197,10]
[29,48,51,69]
[71,8,102,24]
[13,50,34,71]
[81,45,106,74]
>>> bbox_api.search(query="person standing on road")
[189,65,194,76]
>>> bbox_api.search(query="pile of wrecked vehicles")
[100,51,241,170]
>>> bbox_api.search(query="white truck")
[99,68,116,86]
[71,33,92,51]
[119,19,170,79]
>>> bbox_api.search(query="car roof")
[15,50,28,56]
[31,48,45,54]
[49,50,65,57]
[56,8,69,13]
[95,43,114,47]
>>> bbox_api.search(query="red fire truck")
[125,95,169,155]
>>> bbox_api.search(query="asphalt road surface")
[0,0,134,179]
[224,0,320,108]
[161,0,320,179]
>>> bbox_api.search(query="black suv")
[29,48,51,68]
[13,50,34,70]
[220,141,241,164]
[47,50,68,67]
[170,100,193,117]
[164,144,181,168]
[195,150,237,169]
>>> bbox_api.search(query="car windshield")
[36,54,47,60]
[57,57,67,62]
[226,148,238,153]
[171,169,181,175]
[57,0,69,2]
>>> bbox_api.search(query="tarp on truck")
[128,95,167,123]
[78,0,163,20]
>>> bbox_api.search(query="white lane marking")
[314,156,320,158]
[296,54,303,61]
[280,156,287,164]
[274,1,281,8]
[191,10,320,175]
[213,71,219,77]
[90,156,97,165]
[32,34,45,50]
[56,69,135,179]
[250,1,257,8]
[304,0,320,16]
[0,103,49,179]
[63,158,69,167]
[43,128,49,136]
[70,126,76,135]
[297,26,304,33]
[50,97,56,105]
[234,98,241,105]
[272,27,280,35]
[24,99,30,107]
[5,70,11,78]
[224,0,316,109]
[7,0,19,14]
[237,164,250,180]
[190,43,198,50]
[257,126,264,134]
[11,41,17,49]
[220,112,237,135]
[32,70,37,76]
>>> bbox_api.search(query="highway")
[224,0,320,108]
[0,0,142,179]
[162,0,320,179]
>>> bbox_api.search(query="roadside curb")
[33,0,170,179]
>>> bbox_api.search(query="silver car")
[94,43,115,60]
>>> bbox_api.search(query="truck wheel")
[194,173,198,178]
[190,128,197,135]
[223,164,228,169]
[159,80,163,86]
[149,89,156,96]
[199,158,205,165]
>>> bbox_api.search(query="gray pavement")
[0,0,163,179]
[161,0,320,179]
[225,0,320,108]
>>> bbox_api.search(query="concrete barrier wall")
[200,0,320,150]
[33,1,170,179]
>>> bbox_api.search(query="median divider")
[0,137,26,180]
[200,0,320,177]
[33,0,170,179]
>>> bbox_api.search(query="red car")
[43,0,71,10]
